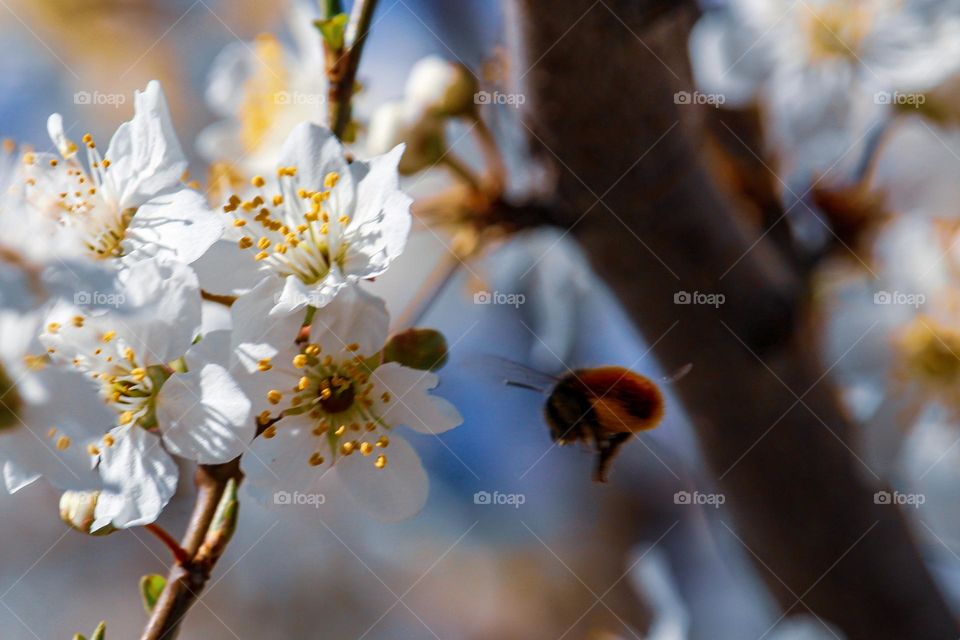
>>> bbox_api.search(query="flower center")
[24,135,134,260]
[239,33,289,154]
[85,207,136,259]
[50,320,169,429]
[222,170,350,286]
[317,376,356,413]
[257,343,390,470]
[804,3,871,61]
[898,316,960,392]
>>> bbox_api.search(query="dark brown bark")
[511,1,959,638]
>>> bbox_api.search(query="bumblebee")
[543,367,665,482]
[491,359,682,482]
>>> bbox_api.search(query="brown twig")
[139,460,243,640]
[326,0,381,138]
[144,524,191,566]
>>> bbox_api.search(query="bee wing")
[661,362,692,384]
[465,354,559,393]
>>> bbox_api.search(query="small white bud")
[60,490,116,536]
[405,55,478,118]
[368,101,446,175]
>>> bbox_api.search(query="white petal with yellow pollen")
[275,122,353,206]
[306,285,389,357]
[231,277,303,374]
[336,432,428,522]
[1,366,108,494]
[193,237,269,295]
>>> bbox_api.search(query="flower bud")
[368,101,446,175]
[405,55,478,118]
[60,490,116,536]
[382,328,449,371]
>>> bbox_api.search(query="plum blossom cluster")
[690,0,960,180]
[0,80,461,532]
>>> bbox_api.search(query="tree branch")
[326,0,380,138]
[510,1,959,637]
[140,459,243,640]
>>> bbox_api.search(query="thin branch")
[140,460,243,640]
[326,0,381,139]
[144,524,191,566]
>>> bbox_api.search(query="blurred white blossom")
[689,0,960,177]
[198,0,326,177]
[820,216,960,475]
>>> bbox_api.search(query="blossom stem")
[139,459,243,640]
[325,0,380,139]
[472,115,506,196]
[856,115,899,186]
[439,154,483,193]
[144,524,191,566]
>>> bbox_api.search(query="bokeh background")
[1,1,958,638]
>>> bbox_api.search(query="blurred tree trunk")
[510,1,960,638]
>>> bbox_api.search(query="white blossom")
[0,309,108,497]
[232,282,461,521]
[38,259,253,528]
[819,215,960,475]
[689,0,960,176]
[18,81,221,269]
[194,122,411,315]
[197,0,326,177]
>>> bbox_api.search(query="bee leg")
[592,432,630,482]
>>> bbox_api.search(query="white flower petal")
[185,328,232,369]
[688,10,768,107]
[157,363,254,464]
[372,362,463,434]
[231,277,303,375]
[278,122,353,202]
[116,259,202,362]
[336,433,428,522]
[204,42,257,118]
[191,238,265,297]
[242,414,334,500]
[2,366,114,490]
[201,301,232,336]
[272,275,332,316]
[340,145,412,280]
[104,81,187,209]
[123,189,223,265]
[93,425,178,529]
[307,285,389,357]
[196,120,247,167]
[46,113,77,158]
